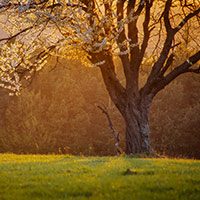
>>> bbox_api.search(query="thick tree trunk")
[124,112,153,155]
[123,99,154,155]
[99,62,154,155]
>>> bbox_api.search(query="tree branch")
[173,7,200,34]
[138,1,153,66]
[142,1,199,96]
[164,0,173,34]
[99,55,126,114]
[116,0,128,51]
[128,0,136,9]
[188,66,200,74]
[143,0,174,93]
[0,26,33,42]
[160,53,175,76]
[0,0,49,11]
[152,51,200,96]
[128,0,145,67]
[96,104,121,156]
[116,0,132,88]
[66,2,88,12]
[135,0,145,15]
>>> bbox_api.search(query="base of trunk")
[124,107,154,156]
[125,139,154,156]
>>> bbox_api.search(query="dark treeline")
[0,55,200,158]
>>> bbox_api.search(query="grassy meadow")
[0,154,200,200]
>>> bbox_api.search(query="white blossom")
[130,43,138,48]
[186,59,193,65]
[93,60,106,67]
[118,49,130,55]
[0,0,145,93]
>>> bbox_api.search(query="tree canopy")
[0,0,199,94]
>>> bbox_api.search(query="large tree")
[0,0,200,155]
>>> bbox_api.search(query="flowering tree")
[0,0,200,155]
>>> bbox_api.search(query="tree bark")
[123,98,154,155]
[99,61,154,155]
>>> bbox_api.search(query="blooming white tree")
[0,0,200,154]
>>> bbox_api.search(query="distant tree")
[1,67,91,154]
[0,0,200,155]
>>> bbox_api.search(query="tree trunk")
[99,62,154,155]
[123,99,154,155]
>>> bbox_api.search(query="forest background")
[0,44,200,159]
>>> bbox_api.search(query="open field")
[0,154,200,200]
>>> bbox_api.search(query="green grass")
[0,154,200,200]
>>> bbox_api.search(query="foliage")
[150,74,200,158]
[0,61,123,155]
[2,90,57,154]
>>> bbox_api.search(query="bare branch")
[127,0,136,9]
[188,66,200,74]
[96,104,121,156]
[138,1,153,66]
[99,55,126,112]
[144,1,175,91]
[0,26,33,42]
[173,8,200,34]
[135,0,145,16]
[171,42,181,49]
[128,0,145,66]
[165,50,200,79]
[164,0,173,34]
[160,53,175,76]
[152,51,200,96]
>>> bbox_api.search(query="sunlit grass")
[0,154,200,200]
